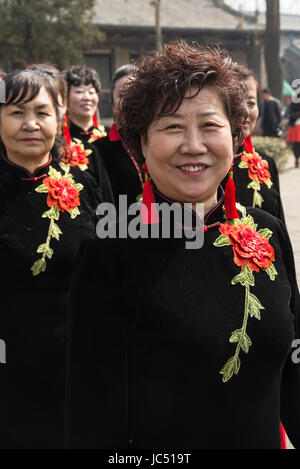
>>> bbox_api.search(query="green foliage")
[252,136,292,172]
[0,0,105,70]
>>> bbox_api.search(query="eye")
[11,110,23,115]
[165,124,182,130]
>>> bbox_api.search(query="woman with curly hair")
[67,41,300,449]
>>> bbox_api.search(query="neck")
[6,151,50,175]
[193,193,218,217]
[68,113,94,132]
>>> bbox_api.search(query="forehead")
[244,76,257,96]
[71,83,96,91]
[6,86,55,108]
[158,86,227,118]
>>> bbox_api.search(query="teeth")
[181,165,205,172]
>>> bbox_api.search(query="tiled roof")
[93,0,258,31]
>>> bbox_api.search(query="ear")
[140,133,148,160]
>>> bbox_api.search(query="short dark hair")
[111,63,137,104]
[262,88,271,95]
[27,63,67,105]
[0,69,64,161]
[64,65,101,96]
[119,40,248,163]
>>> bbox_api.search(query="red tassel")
[224,164,239,220]
[63,114,72,145]
[93,113,99,129]
[244,134,254,154]
[109,122,121,142]
[280,423,287,449]
[141,163,159,224]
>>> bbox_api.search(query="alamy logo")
[0,80,5,104]
[292,79,300,104]
[0,339,6,364]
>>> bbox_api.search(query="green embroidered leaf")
[78,164,88,171]
[236,203,247,219]
[240,333,252,354]
[248,293,265,320]
[48,166,62,180]
[258,228,273,240]
[31,259,46,276]
[231,265,254,287]
[238,161,249,169]
[265,179,273,189]
[213,234,231,247]
[253,190,264,208]
[74,183,84,192]
[42,206,60,220]
[239,214,257,229]
[69,207,80,219]
[229,329,243,343]
[265,262,278,281]
[59,162,70,175]
[220,356,241,383]
[51,223,63,241]
[35,184,48,193]
[45,247,54,259]
[36,243,47,254]
[247,179,260,191]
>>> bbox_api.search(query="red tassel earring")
[244,134,254,155]
[224,161,239,221]
[141,162,159,224]
[63,114,72,146]
[109,122,120,142]
[93,113,99,129]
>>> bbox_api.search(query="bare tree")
[264,0,282,100]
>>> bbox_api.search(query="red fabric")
[224,172,239,220]
[93,114,99,129]
[244,134,254,154]
[286,124,300,143]
[141,180,160,224]
[63,115,72,145]
[109,123,121,142]
[280,423,287,449]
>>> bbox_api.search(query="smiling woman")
[0,69,104,448]
[67,41,300,449]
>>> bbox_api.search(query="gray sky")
[225,0,300,14]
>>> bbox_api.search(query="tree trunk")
[150,0,162,52]
[264,0,282,100]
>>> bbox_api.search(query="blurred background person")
[97,64,144,208]
[286,95,300,168]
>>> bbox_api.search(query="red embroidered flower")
[43,176,80,212]
[241,152,271,184]
[219,222,275,272]
[62,144,89,167]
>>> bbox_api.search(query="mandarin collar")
[0,152,52,181]
[153,186,225,230]
[69,120,94,137]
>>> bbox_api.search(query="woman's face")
[242,76,259,138]
[112,75,132,121]
[68,83,99,122]
[0,86,58,162]
[141,87,233,209]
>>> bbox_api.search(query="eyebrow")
[158,111,222,119]
[13,103,51,110]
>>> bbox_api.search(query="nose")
[180,127,207,155]
[22,114,40,131]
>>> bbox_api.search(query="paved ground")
[278,152,299,450]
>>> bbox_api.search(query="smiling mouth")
[178,163,208,173]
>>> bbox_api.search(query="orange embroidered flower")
[62,144,90,167]
[219,222,275,272]
[241,152,271,184]
[43,176,80,212]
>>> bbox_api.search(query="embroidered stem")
[234,284,250,359]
